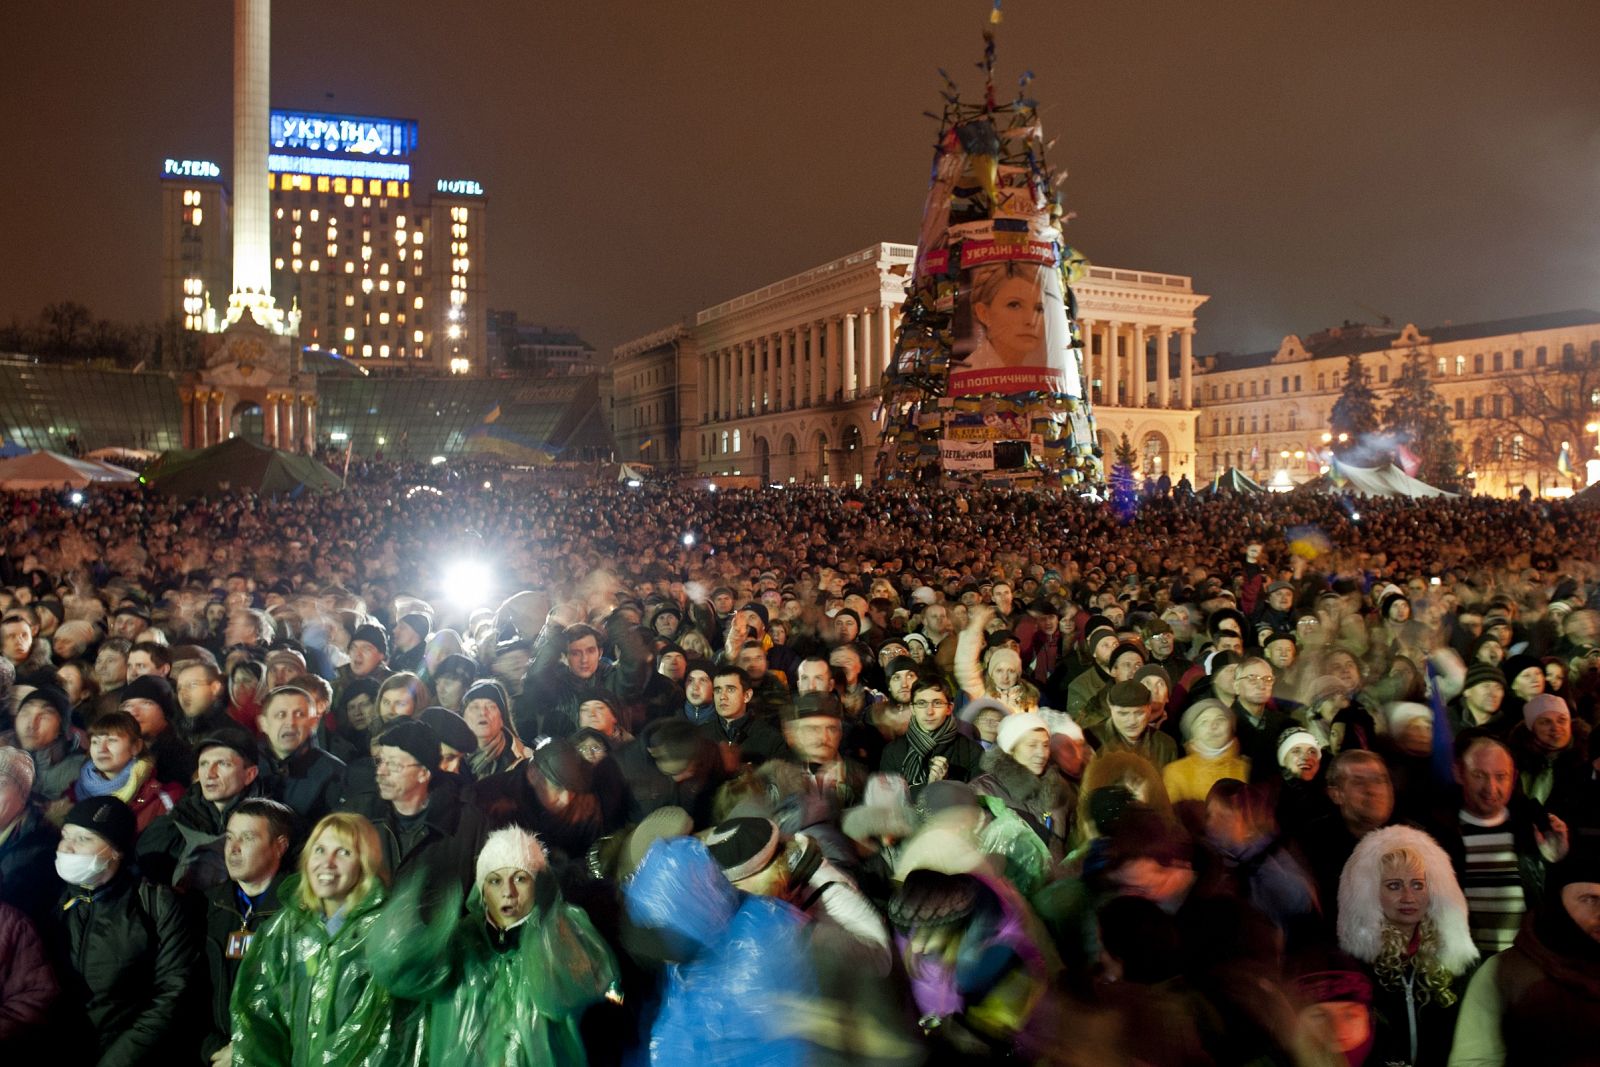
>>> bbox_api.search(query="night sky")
[6,0,1600,360]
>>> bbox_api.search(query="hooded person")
[1450,843,1600,1066]
[1336,825,1477,1067]
[367,826,620,1067]
[230,811,419,1067]
[971,711,1075,859]
[624,834,819,1067]
[1162,699,1251,813]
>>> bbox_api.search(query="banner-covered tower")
[876,8,1099,488]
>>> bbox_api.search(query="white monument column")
[878,303,894,380]
[263,393,280,447]
[1156,326,1171,408]
[1132,323,1147,408]
[1180,328,1195,409]
[1104,322,1120,407]
[842,313,858,397]
[1079,319,1095,400]
[232,0,273,298]
[809,322,824,404]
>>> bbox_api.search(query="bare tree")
[1471,356,1600,485]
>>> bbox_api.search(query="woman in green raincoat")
[367,825,620,1067]
[231,812,419,1067]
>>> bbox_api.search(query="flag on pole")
[1558,441,1575,478]
[1397,443,1421,477]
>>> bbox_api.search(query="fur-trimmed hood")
[1337,824,1478,975]
[974,745,1071,815]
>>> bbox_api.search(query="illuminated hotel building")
[160,109,487,375]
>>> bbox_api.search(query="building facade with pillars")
[612,323,693,468]
[1193,309,1600,497]
[613,245,1209,484]
[1074,264,1207,482]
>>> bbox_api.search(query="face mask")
[56,848,111,887]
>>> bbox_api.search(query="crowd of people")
[0,464,1598,1065]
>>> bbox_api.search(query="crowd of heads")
[0,463,1599,1063]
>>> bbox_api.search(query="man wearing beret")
[47,795,200,1066]
[363,717,485,896]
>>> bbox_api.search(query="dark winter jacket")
[514,616,652,740]
[474,760,627,864]
[0,900,57,1057]
[879,725,986,784]
[0,803,60,924]
[200,876,284,1060]
[137,779,270,891]
[696,712,789,768]
[369,778,486,899]
[48,871,200,1067]
[257,742,346,824]
[614,720,728,826]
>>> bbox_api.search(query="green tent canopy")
[147,437,343,497]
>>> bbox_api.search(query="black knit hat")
[420,706,478,756]
[460,678,510,720]
[351,623,389,657]
[64,795,138,858]
[119,675,178,721]
[398,612,432,641]
[738,602,770,628]
[375,718,440,772]
[433,653,479,682]
[18,683,70,720]
[1463,662,1507,692]
[704,817,782,881]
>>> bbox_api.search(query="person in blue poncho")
[624,834,819,1067]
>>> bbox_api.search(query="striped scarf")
[902,715,957,786]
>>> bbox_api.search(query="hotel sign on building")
[161,108,486,376]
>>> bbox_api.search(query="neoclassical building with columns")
[611,242,1208,485]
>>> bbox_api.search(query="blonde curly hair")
[1336,825,1478,987]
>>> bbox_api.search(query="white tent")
[1335,462,1458,498]
[0,451,139,490]
[84,446,158,465]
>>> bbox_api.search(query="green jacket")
[231,875,421,1067]
[367,873,619,1067]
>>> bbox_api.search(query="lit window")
[361,246,373,261]
[309,260,319,272]
[1455,355,1465,375]
[291,240,301,255]
[344,195,355,207]
[362,344,373,357]
[380,345,390,357]
[412,232,423,245]
[379,263,389,275]
[344,262,354,274]
[362,278,374,294]
[379,312,390,324]
[379,279,390,291]
[274,257,285,269]
[344,327,355,341]
[396,215,407,227]
[345,295,355,307]
[414,296,424,309]
[326,243,337,256]
[414,329,425,342]
[291,258,302,272]
[395,281,405,294]
[276,207,285,219]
